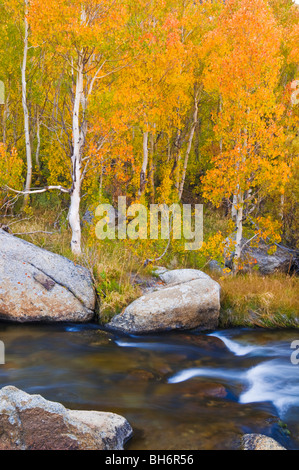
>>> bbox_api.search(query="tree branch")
[5,185,71,195]
[13,231,57,236]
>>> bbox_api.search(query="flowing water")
[0,323,298,450]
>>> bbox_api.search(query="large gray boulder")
[241,434,286,450]
[241,239,296,275]
[107,269,220,334]
[0,386,132,450]
[158,268,211,284]
[0,229,96,322]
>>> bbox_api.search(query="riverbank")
[215,272,299,329]
[1,208,298,329]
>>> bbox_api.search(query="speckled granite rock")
[107,269,220,334]
[241,434,286,450]
[0,229,96,322]
[158,268,211,285]
[0,386,132,450]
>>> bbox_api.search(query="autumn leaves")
[0,0,298,264]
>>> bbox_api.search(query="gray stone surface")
[158,268,211,285]
[0,229,96,322]
[241,434,286,450]
[0,386,132,450]
[107,270,220,334]
[241,240,294,275]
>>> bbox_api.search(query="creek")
[0,324,298,450]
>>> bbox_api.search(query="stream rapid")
[0,324,298,450]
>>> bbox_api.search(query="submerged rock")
[0,386,132,450]
[0,229,96,322]
[182,381,227,399]
[107,269,220,334]
[241,434,286,450]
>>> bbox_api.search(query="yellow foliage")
[0,144,23,207]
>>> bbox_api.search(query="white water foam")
[239,359,299,416]
[208,332,284,358]
[168,359,299,417]
[208,332,258,356]
[115,339,180,352]
[118,333,299,417]
[65,326,81,332]
[168,367,242,384]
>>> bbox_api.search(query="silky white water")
[0,324,298,449]
[168,331,299,418]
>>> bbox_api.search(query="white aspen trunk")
[234,194,244,264]
[174,129,181,191]
[2,93,9,144]
[138,130,149,196]
[280,193,285,221]
[167,137,171,163]
[219,95,223,153]
[149,131,155,203]
[35,110,41,171]
[68,54,84,256]
[232,193,238,220]
[178,92,199,201]
[2,106,6,144]
[233,125,247,270]
[22,0,32,207]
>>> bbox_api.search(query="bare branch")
[13,231,57,236]
[5,185,71,195]
[7,217,33,227]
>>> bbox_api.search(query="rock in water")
[0,386,132,450]
[107,269,220,334]
[241,434,286,450]
[0,229,96,322]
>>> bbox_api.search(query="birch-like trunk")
[2,93,9,144]
[148,131,155,203]
[280,193,285,221]
[35,110,41,171]
[173,129,181,191]
[234,193,244,264]
[233,126,247,269]
[231,193,238,220]
[68,54,84,255]
[22,0,32,207]
[219,95,223,154]
[178,92,199,201]
[138,130,149,196]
